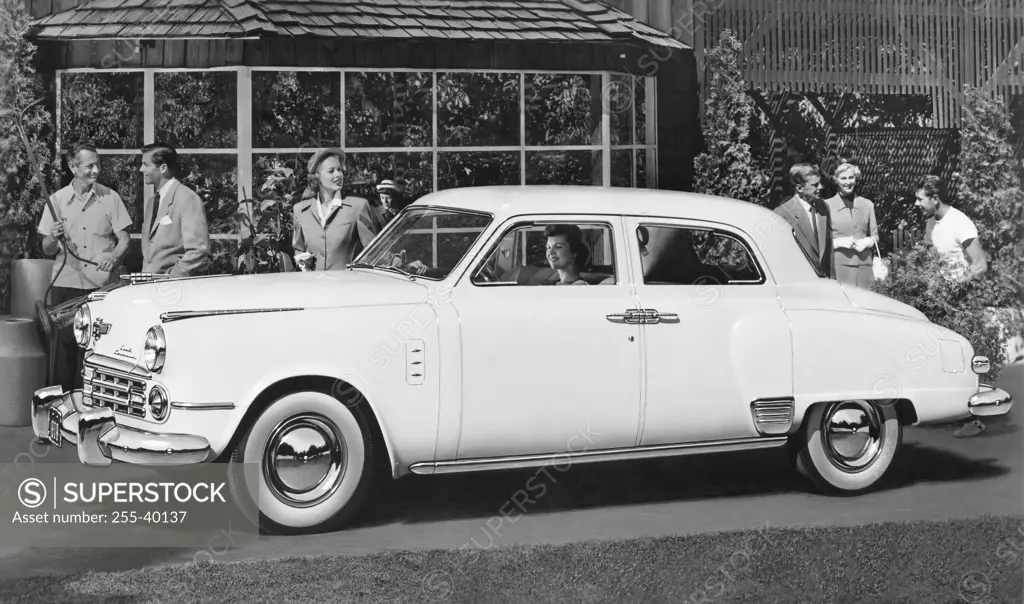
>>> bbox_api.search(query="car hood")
[83,270,433,362]
[98,270,430,314]
[839,282,929,322]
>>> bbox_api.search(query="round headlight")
[73,304,92,348]
[143,326,166,372]
[148,385,168,420]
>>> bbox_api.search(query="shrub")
[949,85,1024,305]
[693,29,770,206]
[872,243,1015,378]
[872,87,1023,377]
[0,0,57,313]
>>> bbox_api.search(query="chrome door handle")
[640,309,677,324]
[606,309,645,324]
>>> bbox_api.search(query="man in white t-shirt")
[916,176,990,438]
[917,175,988,283]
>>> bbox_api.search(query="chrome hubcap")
[263,414,347,507]
[822,401,883,472]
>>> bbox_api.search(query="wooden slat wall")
[671,0,1024,128]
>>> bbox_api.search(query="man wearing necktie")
[774,163,837,279]
[138,142,211,277]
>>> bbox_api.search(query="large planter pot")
[11,258,54,318]
[0,316,47,427]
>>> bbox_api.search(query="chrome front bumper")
[968,384,1014,417]
[31,386,212,466]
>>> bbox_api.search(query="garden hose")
[1,98,100,345]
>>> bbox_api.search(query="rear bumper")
[31,386,212,466]
[968,384,1013,417]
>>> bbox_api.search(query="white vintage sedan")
[31,186,1012,534]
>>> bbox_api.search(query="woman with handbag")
[825,162,881,288]
[291,148,380,271]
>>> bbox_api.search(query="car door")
[622,216,794,445]
[450,215,643,459]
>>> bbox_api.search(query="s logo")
[18,478,46,508]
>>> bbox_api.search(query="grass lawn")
[1,515,1022,603]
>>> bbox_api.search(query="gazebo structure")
[22,0,701,259]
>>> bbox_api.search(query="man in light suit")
[774,163,836,279]
[138,142,211,276]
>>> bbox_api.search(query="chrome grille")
[83,360,147,418]
[750,399,795,436]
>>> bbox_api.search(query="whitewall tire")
[795,400,901,495]
[229,389,375,534]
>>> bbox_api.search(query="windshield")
[356,207,492,280]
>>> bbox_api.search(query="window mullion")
[520,72,526,185]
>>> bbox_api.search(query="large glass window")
[57,67,657,271]
[58,69,240,246]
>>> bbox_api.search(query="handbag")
[872,255,888,281]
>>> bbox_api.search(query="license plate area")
[48,407,63,448]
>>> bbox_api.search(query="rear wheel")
[228,389,375,535]
[795,400,901,495]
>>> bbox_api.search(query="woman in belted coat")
[825,162,879,288]
[292,148,380,271]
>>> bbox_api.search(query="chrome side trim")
[750,398,796,436]
[84,351,152,379]
[170,401,236,410]
[408,436,788,475]
[161,308,304,323]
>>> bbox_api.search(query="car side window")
[472,222,617,286]
[636,225,763,285]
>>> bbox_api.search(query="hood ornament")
[92,318,111,342]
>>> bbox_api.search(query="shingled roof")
[28,0,688,50]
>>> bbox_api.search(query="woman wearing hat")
[292,148,380,271]
[374,177,407,226]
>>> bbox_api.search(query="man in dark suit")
[138,142,211,276]
[774,163,836,279]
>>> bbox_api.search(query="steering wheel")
[475,264,499,283]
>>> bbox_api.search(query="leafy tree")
[950,85,1023,287]
[0,0,56,313]
[693,29,770,205]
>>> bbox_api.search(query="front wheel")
[795,400,902,495]
[228,390,375,535]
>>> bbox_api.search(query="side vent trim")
[407,340,425,386]
[750,398,795,436]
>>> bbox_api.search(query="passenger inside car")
[472,222,616,285]
[543,224,591,285]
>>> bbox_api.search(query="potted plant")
[231,157,301,274]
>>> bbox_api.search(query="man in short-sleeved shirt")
[915,175,989,438]
[37,143,132,391]
[924,207,982,281]
[916,176,988,283]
